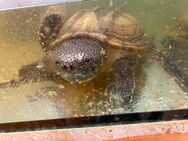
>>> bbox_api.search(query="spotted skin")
[39,14,63,51]
[49,37,104,82]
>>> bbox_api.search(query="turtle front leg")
[0,60,50,88]
[39,6,67,51]
[106,53,142,110]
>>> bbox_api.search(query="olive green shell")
[49,9,148,51]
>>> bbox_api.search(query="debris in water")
[48,90,57,97]
[36,62,44,69]
[58,84,65,89]
[109,0,113,7]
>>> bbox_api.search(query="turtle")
[157,13,188,92]
[0,7,150,107]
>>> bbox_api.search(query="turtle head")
[50,37,104,83]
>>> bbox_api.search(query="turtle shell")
[50,9,148,51]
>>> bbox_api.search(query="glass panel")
[0,0,187,125]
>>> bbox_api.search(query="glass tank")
[0,0,187,131]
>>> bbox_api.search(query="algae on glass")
[0,0,187,123]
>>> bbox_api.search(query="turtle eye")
[55,60,61,66]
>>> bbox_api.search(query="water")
[0,0,187,123]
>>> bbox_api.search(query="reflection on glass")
[0,0,187,124]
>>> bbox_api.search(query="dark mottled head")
[49,37,104,83]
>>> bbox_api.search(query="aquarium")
[0,0,187,131]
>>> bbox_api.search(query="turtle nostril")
[61,65,74,71]
[61,65,67,70]
[70,65,74,70]
[85,58,90,63]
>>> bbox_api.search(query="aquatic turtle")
[0,8,150,106]
[158,13,188,92]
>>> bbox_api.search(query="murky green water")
[0,0,187,123]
